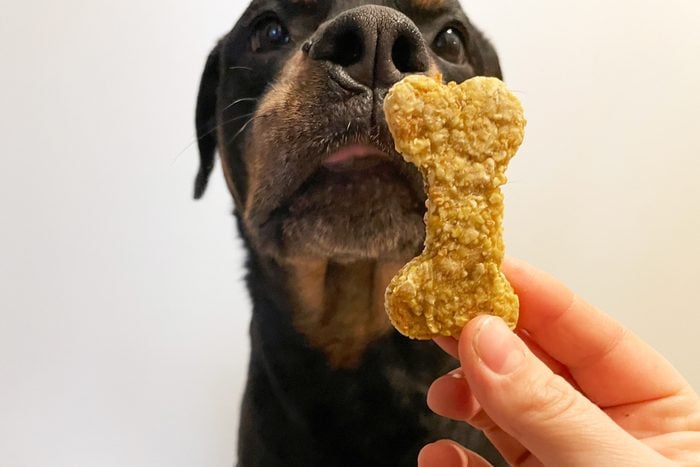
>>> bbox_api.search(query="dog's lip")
[322,144,389,172]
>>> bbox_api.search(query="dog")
[194,0,506,465]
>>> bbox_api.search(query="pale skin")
[419,257,700,467]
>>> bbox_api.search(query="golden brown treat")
[384,74,526,339]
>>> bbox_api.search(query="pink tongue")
[323,144,380,167]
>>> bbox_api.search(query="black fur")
[235,221,504,466]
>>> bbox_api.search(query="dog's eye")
[251,16,291,52]
[433,27,467,64]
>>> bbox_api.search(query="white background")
[1,0,699,466]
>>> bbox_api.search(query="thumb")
[459,316,668,467]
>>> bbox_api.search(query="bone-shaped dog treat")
[384,75,526,339]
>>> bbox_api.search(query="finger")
[427,369,538,465]
[418,440,492,467]
[516,330,578,390]
[434,336,459,359]
[427,369,481,421]
[436,332,577,387]
[459,315,673,467]
[503,257,688,407]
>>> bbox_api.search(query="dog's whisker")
[172,142,198,165]
[228,66,254,72]
[220,97,259,113]
[171,98,256,161]
[210,113,255,137]
[171,113,257,164]
[200,113,256,142]
[226,116,257,145]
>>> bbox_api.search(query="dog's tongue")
[323,144,386,171]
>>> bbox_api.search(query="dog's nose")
[305,6,430,89]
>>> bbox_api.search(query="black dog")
[195,0,506,465]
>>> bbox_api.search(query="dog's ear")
[469,30,503,80]
[194,43,222,199]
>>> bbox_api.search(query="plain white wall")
[1,1,698,466]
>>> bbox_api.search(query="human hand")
[419,258,700,467]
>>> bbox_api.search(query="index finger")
[503,257,689,407]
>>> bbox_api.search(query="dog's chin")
[274,160,426,262]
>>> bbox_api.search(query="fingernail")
[418,442,469,467]
[473,316,525,375]
[444,442,469,466]
[449,369,464,379]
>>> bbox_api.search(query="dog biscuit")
[384,75,525,339]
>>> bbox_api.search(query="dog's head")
[195,0,501,264]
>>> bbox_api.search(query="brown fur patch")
[287,259,404,368]
[428,62,441,78]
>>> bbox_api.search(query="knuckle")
[510,372,581,432]
[470,409,498,432]
[511,450,537,467]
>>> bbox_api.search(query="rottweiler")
[194,0,506,465]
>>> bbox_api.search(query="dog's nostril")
[328,31,363,67]
[392,35,424,74]
[308,6,429,88]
